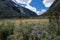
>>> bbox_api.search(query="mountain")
[0,0,37,18]
[40,0,60,18]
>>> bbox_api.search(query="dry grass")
[20,19,49,25]
[0,19,49,28]
[0,19,49,24]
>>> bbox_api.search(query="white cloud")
[12,0,37,13]
[43,0,54,7]
[37,9,46,15]
[25,4,37,12]
[14,0,32,4]
[25,5,46,15]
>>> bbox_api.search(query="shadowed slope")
[0,0,37,18]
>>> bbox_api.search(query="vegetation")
[0,20,59,40]
[0,22,14,40]
[0,0,60,40]
[49,0,60,36]
[40,0,60,35]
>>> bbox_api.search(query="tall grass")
[0,21,60,40]
[0,22,14,40]
[0,22,14,30]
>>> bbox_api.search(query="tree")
[49,0,60,35]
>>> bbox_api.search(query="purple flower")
[36,30,42,34]
[26,30,33,36]
[27,32,31,36]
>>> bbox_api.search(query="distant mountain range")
[0,0,37,18]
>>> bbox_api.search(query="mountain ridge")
[0,0,37,18]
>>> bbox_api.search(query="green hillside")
[40,0,60,18]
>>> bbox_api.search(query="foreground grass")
[0,19,60,40]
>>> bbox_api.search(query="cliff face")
[0,0,37,18]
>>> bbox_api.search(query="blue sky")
[30,0,48,11]
[12,0,54,15]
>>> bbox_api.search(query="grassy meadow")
[0,19,60,40]
[0,19,49,26]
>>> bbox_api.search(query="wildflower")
[36,30,42,34]
[26,29,33,36]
